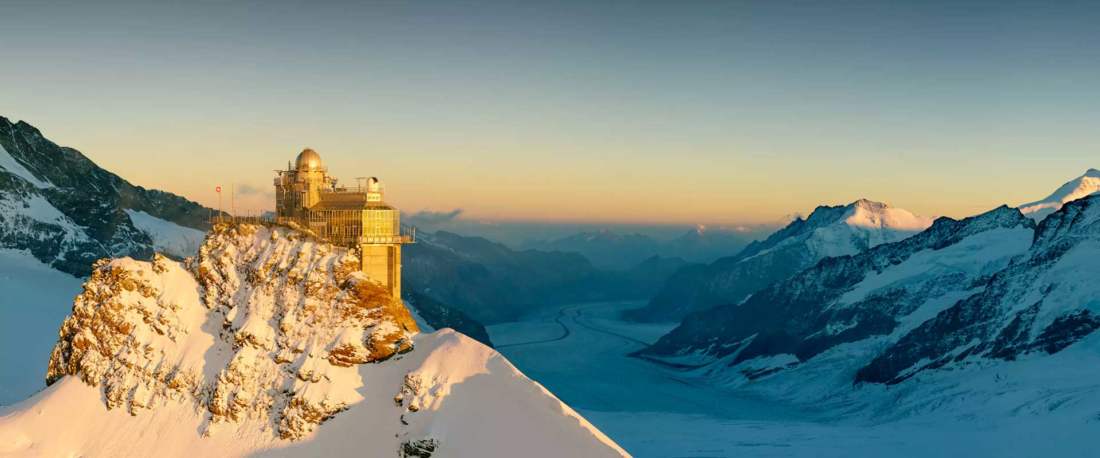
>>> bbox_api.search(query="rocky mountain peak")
[46,223,418,440]
[851,198,888,211]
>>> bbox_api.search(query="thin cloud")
[406,209,464,226]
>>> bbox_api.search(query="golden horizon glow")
[26,121,1091,228]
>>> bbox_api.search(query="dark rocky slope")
[0,117,213,275]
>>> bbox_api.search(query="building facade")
[274,148,412,299]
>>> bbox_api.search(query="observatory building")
[274,148,412,299]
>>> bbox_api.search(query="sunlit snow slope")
[1019,168,1100,220]
[0,223,624,458]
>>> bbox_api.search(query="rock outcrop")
[46,223,418,440]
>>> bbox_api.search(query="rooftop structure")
[274,148,413,299]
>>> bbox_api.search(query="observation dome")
[295,148,323,171]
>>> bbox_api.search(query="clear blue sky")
[2,0,1098,224]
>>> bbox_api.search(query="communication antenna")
[355,177,367,192]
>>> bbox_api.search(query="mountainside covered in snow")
[0,223,625,457]
[858,194,1100,384]
[1018,168,1100,220]
[0,117,211,273]
[640,206,1033,371]
[629,199,933,322]
[636,196,1100,439]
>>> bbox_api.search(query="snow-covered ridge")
[1019,168,1100,220]
[6,223,624,457]
[738,199,932,262]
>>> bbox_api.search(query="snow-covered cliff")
[1,223,625,457]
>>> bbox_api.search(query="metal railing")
[359,226,416,245]
[209,214,415,245]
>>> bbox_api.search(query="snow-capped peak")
[1019,168,1100,220]
[844,198,934,232]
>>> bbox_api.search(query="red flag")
[216,186,222,193]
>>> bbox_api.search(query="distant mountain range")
[405,230,688,324]
[636,170,1100,428]
[520,226,753,269]
[628,199,933,322]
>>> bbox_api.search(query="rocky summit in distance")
[629,199,933,323]
[3,222,626,457]
[0,116,213,275]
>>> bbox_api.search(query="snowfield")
[0,330,625,458]
[0,249,83,405]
